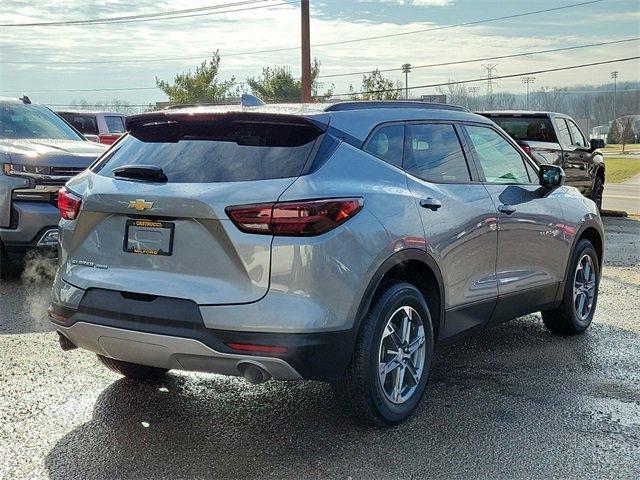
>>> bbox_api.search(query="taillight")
[226,198,363,236]
[521,144,532,155]
[98,134,119,145]
[57,187,82,220]
[226,343,287,354]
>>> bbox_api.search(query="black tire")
[97,354,169,380]
[542,239,600,335]
[591,175,604,211]
[333,281,434,427]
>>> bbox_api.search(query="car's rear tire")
[333,281,434,427]
[542,239,600,335]
[591,175,604,211]
[97,354,169,380]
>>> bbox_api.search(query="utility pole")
[482,64,497,97]
[521,76,535,110]
[300,0,312,103]
[401,63,412,99]
[469,86,481,109]
[611,70,619,121]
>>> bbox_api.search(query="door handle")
[419,198,442,211]
[498,203,516,215]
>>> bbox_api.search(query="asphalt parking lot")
[0,217,638,480]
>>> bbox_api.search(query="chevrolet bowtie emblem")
[128,199,154,211]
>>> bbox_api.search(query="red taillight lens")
[226,198,363,236]
[227,342,288,354]
[57,187,82,220]
[521,145,532,155]
[98,133,119,145]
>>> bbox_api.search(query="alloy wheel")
[573,254,596,321]
[378,306,426,404]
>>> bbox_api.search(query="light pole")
[300,0,311,103]
[401,63,411,99]
[521,76,535,110]
[611,71,619,121]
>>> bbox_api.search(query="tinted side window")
[465,125,531,184]
[403,123,470,182]
[555,118,572,146]
[363,124,404,167]
[61,114,99,135]
[567,120,587,148]
[105,116,125,133]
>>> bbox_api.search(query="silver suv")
[50,101,604,426]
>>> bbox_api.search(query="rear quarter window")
[94,120,320,183]
[105,115,126,133]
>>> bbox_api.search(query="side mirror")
[539,164,565,188]
[590,138,605,150]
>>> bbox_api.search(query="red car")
[57,110,126,145]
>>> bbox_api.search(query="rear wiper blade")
[113,165,167,183]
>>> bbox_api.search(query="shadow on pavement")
[44,316,640,479]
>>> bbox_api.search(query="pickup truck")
[0,97,106,278]
[478,111,606,209]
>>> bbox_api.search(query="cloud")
[0,0,637,105]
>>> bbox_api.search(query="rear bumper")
[49,286,356,381]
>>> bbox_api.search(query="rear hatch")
[62,111,328,305]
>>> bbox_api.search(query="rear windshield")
[490,117,557,143]
[59,113,99,135]
[105,115,125,133]
[94,120,320,183]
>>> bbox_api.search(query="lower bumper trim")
[57,322,303,381]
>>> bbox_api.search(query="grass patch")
[605,156,640,183]
[603,143,640,153]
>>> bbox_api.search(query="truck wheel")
[97,354,169,380]
[542,239,599,335]
[333,281,434,427]
[591,176,604,211]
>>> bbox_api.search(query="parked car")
[57,110,126,145]
[477,111,606,209]
[0,97,106,278]
[49,101,603,426]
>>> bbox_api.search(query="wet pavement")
[0,217,638,479]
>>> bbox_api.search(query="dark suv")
[478,111,606,209]
[50,101,603,426]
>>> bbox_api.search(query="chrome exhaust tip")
[239,363,272,384]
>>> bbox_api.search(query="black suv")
[478,111,605,209]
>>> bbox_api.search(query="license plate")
[124,219,174,256]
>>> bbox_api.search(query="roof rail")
[324,101,468,112]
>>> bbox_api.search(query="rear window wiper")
[113,165,168,183]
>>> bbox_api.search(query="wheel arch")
[352,249,445,343]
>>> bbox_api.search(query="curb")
[601,209,628,218]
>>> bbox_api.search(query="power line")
[331,56,640,97]
[317,37,640,79]
[3,0,606,65]
[0,1,285,27]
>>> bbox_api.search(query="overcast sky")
[0,0,639,106]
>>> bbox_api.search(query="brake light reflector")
[226,198,363,236]
[227,342,288,354]
[57,187,82,220]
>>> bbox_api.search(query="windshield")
[0,102,84,141]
